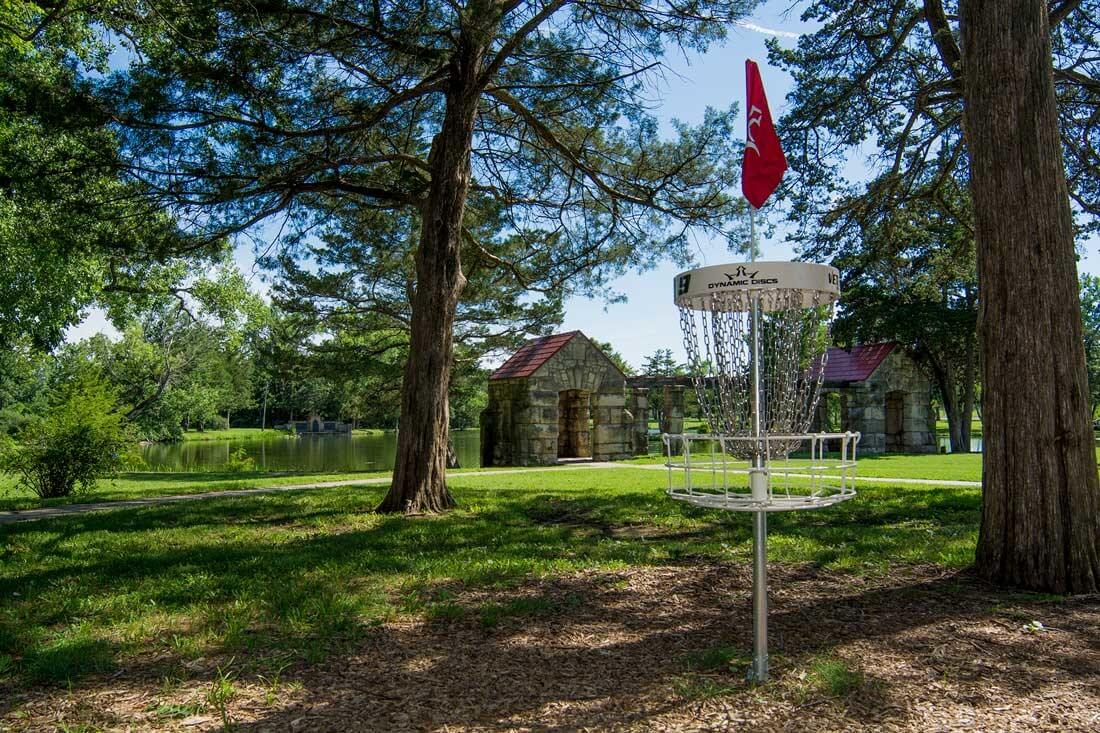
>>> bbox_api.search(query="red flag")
[741,59,787,209]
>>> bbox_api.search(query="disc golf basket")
[664,260,860,683]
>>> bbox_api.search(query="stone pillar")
[629,387,650,455]
[660,385,686,452]
[525,381,560,465]
[661,385,685,434]
[479,406,497,467]
[592,390,631,461]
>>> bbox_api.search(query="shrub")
[223,447,256,473]
[1,376,136,499]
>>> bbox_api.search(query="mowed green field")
[0,465,532,512]
[0,469,391,512]
[630,450,986,481]
[0,468,980,690]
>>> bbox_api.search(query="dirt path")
[5,564,1097,731]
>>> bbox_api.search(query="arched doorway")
[557,389,592,459]
[885,391,905,452]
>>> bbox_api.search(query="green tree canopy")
[96,0,754,512]
[832,185,978,452]
[771,0,1098,245]
[0,3,227,349]
[1081,273,1100,418]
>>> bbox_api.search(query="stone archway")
[557,389,592,459]
[885,391,905,452]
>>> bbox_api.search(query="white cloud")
[736,20,801,40]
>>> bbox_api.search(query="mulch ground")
[4,563,1099,732]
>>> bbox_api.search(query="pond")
[937,436,984,453]
[141,430,483,473]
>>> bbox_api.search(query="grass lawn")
[0,463,557,513]
[2,468,1097,730]
[934,418,984,436]
[628,448,985,482]
[1,469,976,683]
[180,428,289,442]
[0,470,389,512]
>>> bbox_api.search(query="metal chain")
[678,288,834,460]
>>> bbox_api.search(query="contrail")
[736,20,801,39]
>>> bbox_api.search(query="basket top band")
[673,261,840,312]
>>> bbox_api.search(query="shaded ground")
[5,563,1098,732]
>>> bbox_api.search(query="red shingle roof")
[490,331,581,380]
[820,342,897,383]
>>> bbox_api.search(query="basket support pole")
[751,506,768,682]
[747,206,769,683]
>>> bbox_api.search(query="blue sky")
[65,2,1099,369]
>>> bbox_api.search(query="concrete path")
[0,462,980,526]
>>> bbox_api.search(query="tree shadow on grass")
[3,481,1096,729]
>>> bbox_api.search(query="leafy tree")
[1,372,135,498]
[251,311,317,424]
[774,0,1100,592]
[74,268,265,440]
[102,0,751,513]
[0,13,226,350]
[1081,274,1100,418]
[0,340,47,436]
[590,339,635,376]
[832,190,978,452]
[641,349,684,376]
[267,204,560,429]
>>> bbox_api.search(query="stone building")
[812,342,937,453]
[480,331,656,466]
[276,414,352,434]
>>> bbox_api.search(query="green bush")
[1,376,136,499]
[223,447,256,473]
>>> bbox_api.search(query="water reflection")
[141,430,482,472]
[937,436,984,453]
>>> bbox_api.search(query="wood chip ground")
[3,563,1098,731]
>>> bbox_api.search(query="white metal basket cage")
[664,432,860,512]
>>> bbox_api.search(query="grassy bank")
[0,467,980,691]
[180,428,289,442]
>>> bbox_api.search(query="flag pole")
[743,56,784,684]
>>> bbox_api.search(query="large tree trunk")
[376,33,487,514]
[961,0,1100,592]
